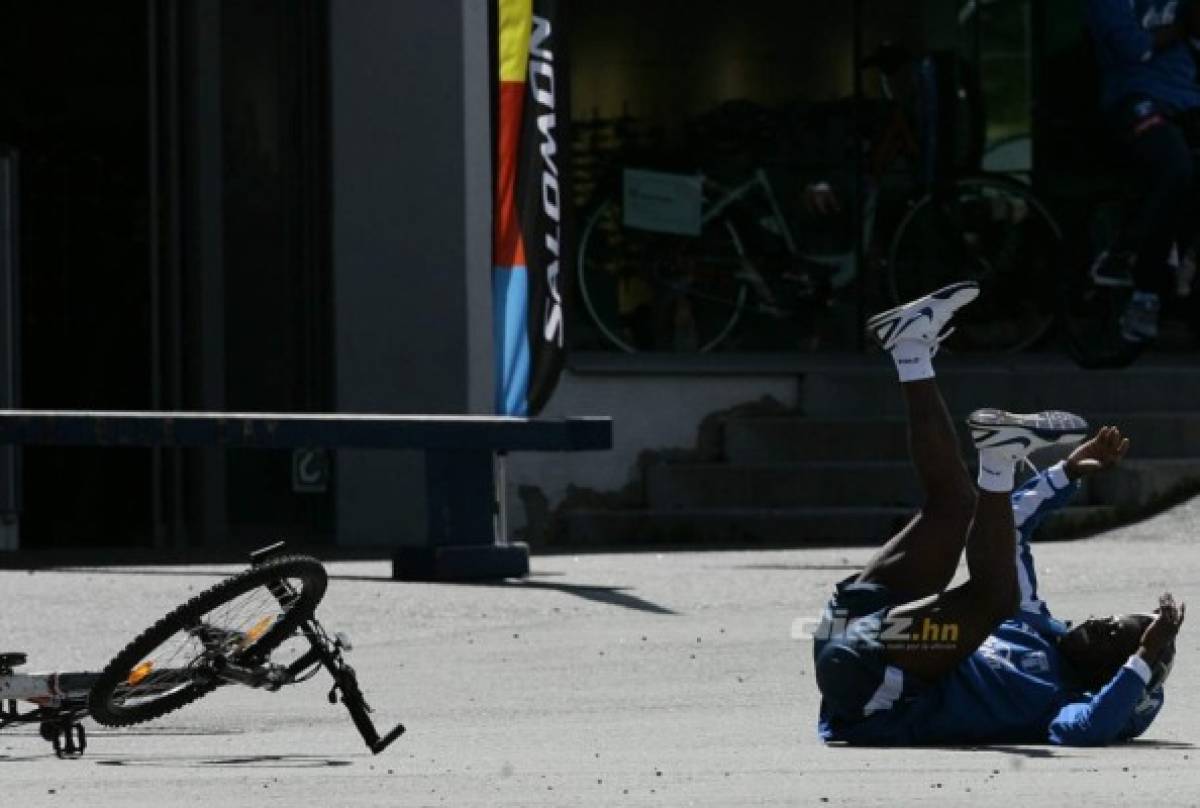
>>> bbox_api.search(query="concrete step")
[725,418,963,464]
[724,412,1200,464]
[801,365,1200,417]
[562,506,1112,547]
[645,461,922,509]
[1087,458,1200,511]
[644,457,1200,511]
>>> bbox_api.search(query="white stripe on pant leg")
[1016,540,1036,607]
[1013,476,1054,530]
[863,665,904,716]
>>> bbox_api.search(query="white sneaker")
[866,281,980,352]
[967,409,1089,463]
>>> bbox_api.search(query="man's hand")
[1138,593,1186,663]
[1065,425,1130,480]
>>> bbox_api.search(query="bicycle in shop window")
[575,45,1063,354]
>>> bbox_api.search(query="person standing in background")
[1087,0,1200,343]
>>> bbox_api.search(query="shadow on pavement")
[28,566,676,614]
[926,744,1061,759]
[325,572,678,615]
[466,579,678,615]
[736,563,861,572]
[915,739,1197,755]
[1125,739,1198,749]
[93,754,353,768]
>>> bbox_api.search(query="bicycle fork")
[251,542,406,754]
[286,616,406,754]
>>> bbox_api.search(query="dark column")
[328,1,493,548]
[182,0,227,546]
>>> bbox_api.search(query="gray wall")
[329,0,492,545]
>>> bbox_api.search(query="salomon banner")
[492,0,569,416]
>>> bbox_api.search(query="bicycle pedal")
[42,721,87,758]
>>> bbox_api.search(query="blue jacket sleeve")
[1012,462,1079,545]
[1010,463,1078,616]
[1048,667,1147,746]
[1087,0,1156,65]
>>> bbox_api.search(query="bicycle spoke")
[112,576,304,708]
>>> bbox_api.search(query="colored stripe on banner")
[492,265,530,415]
[497,0,532,82]
[493,82,526,269]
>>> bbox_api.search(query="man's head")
[1058,613,1154,691]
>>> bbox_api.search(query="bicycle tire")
[887,175,1062,353]
[88,555,327,727]
[576,187,748,352]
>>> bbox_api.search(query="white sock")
[977,449,1016,493]
[890,340,934,383]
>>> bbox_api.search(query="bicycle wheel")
[88,555,327,727]
[576,187,748,352]
[887,175,1062,352]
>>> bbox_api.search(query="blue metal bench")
[0,409,613,580]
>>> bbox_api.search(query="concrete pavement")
[4,496,1200,807]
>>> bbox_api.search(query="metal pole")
[493,452,509,546]
[0,150,19,551]
[166,0,186,548]
[147,0,165,547]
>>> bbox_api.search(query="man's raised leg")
[854,282,980,602]
[884,410,1089,682]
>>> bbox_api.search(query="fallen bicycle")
[0,542,404,757]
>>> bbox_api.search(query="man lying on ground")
[812,281,1184,745]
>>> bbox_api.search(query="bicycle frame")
[704,168,799,254]
[0,668,97,703]
[704,167,879,293]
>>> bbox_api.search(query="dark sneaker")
[866,281,980,352]
[967,409,1089,463]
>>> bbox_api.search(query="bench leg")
[392,449,529,581]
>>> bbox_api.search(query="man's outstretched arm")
[1049,595,1185,745]
[1048,664,1154,746]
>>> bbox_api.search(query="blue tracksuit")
[1087,0,1200,112]
[818,462,1165,745]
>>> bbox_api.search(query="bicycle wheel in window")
[88,555,327,727]
[887,175,1062,353]
[576,187,748,352]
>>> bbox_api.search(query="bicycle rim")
[577,191,747,353]
[888,176,1061,353]
[88,555,327,727]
